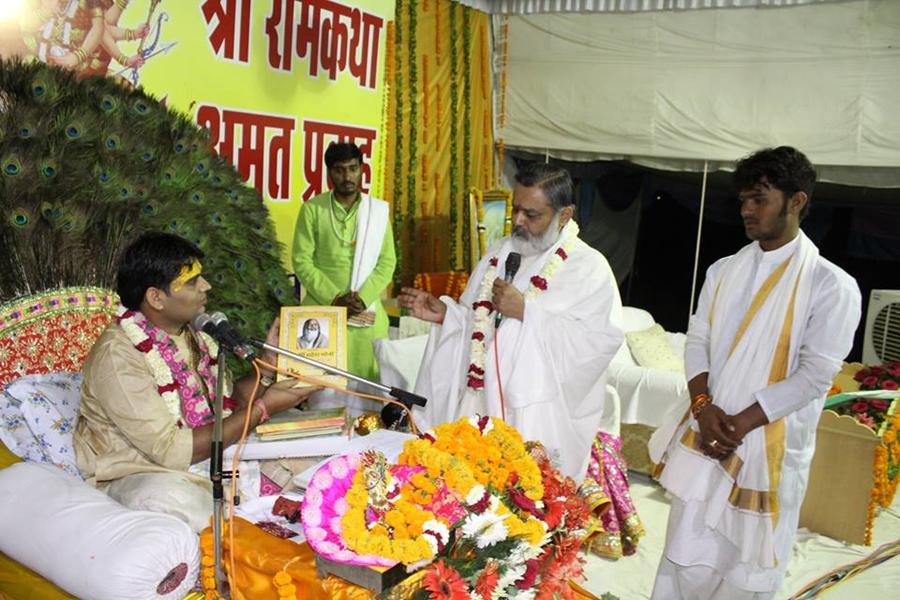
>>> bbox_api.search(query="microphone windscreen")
[505,252,522,280]
[209,312,228,327]
[190,313,214,333]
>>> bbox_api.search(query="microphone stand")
[248,338,427,426]
[211,345,229,597]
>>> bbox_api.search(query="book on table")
[255,407,348,441]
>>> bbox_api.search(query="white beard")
[510,214,562,257]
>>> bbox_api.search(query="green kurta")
[291,192,396,380]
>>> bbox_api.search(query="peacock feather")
[0,59,290,374]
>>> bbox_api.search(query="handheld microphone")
[495,252,522,328]
[191,312,256,360]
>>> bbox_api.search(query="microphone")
[495,252,521,328]
[191,312,256,360]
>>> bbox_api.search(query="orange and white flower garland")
[117,306,232,428]
[466,222,579,393]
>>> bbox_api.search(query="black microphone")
[191,312,256,360]
[495,252,522,328]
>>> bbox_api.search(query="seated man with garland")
[74,232,317,532]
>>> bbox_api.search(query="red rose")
[851,401,869,414]
[467,376,485,389]
[468,364,485,376]
[862,375,879,388]
[489,257,498,267]
[555,247,568,260]
[889,365,900,378]
[882,380,899,391]
[157,382,178,395]
[471,331,485,341]
[871,399,890,411]
[136,338,153,353]
[530,275,548,291]
[854,370,868,382]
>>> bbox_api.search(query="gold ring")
[709,439,718,448]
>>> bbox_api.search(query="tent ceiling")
[456,0,846,14]
[496,0,900,185]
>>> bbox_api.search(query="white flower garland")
[465,222,580,395]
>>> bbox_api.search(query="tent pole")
[688,161,709,324]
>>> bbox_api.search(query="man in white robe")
[649,147,861,599]
[399,163,624,481]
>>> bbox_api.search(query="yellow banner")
[0,0,394,268]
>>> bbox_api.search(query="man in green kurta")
[292,142,396,381]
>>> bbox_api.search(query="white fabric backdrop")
[497,0,900,173]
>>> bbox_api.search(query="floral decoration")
[117,306,232,428]
[306,415,592,599]
[854,360,900,391]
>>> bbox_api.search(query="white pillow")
[625,324,685,374]
[0,462,199,600]
[622,306,655,333]
[0,372,82,477]
[374,335,429,390]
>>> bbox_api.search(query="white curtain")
[495,0,900,183]
[455,0,846,14]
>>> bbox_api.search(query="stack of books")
[255,407,348,441]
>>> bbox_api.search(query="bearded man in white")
[399,163,624,480]
[649,147,861,599]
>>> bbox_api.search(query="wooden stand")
[799,410,881,545]
[315,555,407,594]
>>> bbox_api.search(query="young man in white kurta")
[400,164,624,481]
[649,147,861,599]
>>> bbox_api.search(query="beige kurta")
[74,322,226,486]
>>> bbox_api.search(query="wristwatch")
[259,373,275,388]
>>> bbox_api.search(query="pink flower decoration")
[305,486,323,506]
[334,497,349,515]
[303,506,322,527]
[306,527,327,542]
[312,469,334,489]
[329,457,349,479]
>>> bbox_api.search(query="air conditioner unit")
[862,289,900,365]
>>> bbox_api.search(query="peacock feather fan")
[0,59,290,372]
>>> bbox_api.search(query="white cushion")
[0,462,199,599]
[625,324,685,374]
[622,306,655,333]
[0,372,82,477]
[374,334,429,390]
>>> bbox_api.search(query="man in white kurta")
[400,164,624,481]
[649,147,861,599]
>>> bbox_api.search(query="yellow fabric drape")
[382,0,495,281]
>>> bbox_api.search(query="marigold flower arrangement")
[302,415,592,598]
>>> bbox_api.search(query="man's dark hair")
[514,163,574,211]
[116,232,205,310]
[324,142,363,169]
[734,146,816,219]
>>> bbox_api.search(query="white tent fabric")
[497,0,900,176]
[458,0,842,13]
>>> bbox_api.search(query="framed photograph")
[278,306,348,388]
[469,188,513,265]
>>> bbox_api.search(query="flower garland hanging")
[406,0,419,283]
[466,223,580,394]
[117,306,232,428]
[392,5,405,289]
[461,7,473,272]
[448,1,460,271]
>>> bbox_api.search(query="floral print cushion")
[0,372,83,478]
